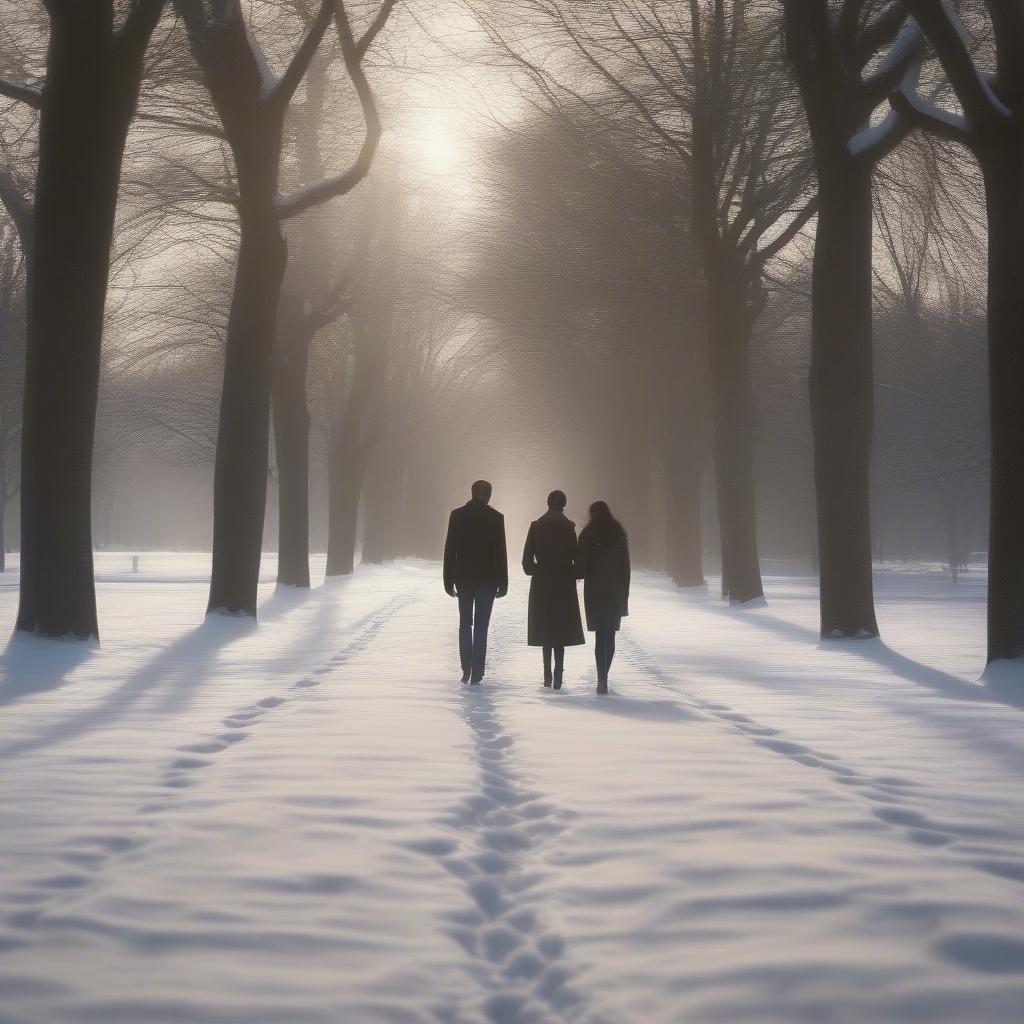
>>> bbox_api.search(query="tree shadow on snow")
[0,576,359,760]
[258,582,318,621]
[686,591,1024,711]
[0,614,257,761]
[0,633,98,707]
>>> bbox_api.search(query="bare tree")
[172,0,396,615]
[460,107,709,580]
[0,224,24,570]
[0,0,166,639]
[781,0,920,637]
[472,0,814,603]
[894,0,1024,665]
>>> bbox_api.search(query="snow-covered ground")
[1,555,1023,1024]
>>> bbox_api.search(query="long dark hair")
[581,500,625,546]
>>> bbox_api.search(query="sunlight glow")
[412,112,463,177]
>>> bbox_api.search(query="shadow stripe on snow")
[4,591,419,934]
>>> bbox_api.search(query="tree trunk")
[361,443,395,564]
[325,422,365,576]
[810,160,879,638]
[16,13,148,639]
[707,270,762,603]
[664,445,706,587]
[271,324,312,588]
[982,150,1024,663]
[0,401,7,574]
[207,161,287,614]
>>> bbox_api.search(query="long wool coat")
[522,510,585,647]
[577,530,630,631]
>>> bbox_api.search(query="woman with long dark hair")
[577,500,630,693]
[522,490,585,689]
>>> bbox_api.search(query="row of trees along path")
[1,0,1023,670]
[0,0,397,637]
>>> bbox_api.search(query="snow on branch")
[905,0,1012,127]
[890,60,972,147]
[847,107,905,158]
[861,16,923,98]
[853,1,908,66]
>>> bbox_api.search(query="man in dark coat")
[443,480,508,684]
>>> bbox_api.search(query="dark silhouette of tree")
[272,41,353,589]
[0,0,166,639]
[173,0,395,615]
[460,108,709,582]
[323,182,394,577]
[473,0,814,604]
[781,0,920,637]
[0,225,24,571]
[894,0,1024,664]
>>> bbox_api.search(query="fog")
[0,0,998,639]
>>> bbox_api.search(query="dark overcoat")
[443,499,509,594]
[577,531,630,631]
[522,510,585,647]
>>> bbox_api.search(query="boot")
[461,667,471,684]
[596,675,608,695]
[553,670,563,691]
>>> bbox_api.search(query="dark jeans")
[595,627,616,681]
[458,584,498,681]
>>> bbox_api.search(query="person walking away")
[522,490,584,690]
[443,480,508,684]
[577,500,630,694]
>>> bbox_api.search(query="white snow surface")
[1,555,1023,1024]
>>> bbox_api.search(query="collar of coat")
[539,508,572,525]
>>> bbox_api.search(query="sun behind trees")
[0,0,1018,672]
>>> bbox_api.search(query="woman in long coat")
[522,490,585,690]
[576,500,630,694]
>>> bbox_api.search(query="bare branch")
[274,0,393,218]
[353,0,400,61]
[0,78,42,109]
[267,0,332,109]
[904,0,1011,129]
[891,60,972,149]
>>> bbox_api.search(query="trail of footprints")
[159,592,416,790]
[413,617,598,1024]
[6,592,416,929]
[621,633,1024,886]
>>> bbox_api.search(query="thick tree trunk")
[706,270,762,603]
[271,326,312,588]
[664,443,706,587]
[360,444,395,564]
[325,423,365,577]
[0,401,7,574]
[207,162,287,614]
[982,151,1024,663]
[810,160,879,638]
[16,14,146,639]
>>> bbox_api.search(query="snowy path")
[1,558,1023,1023]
